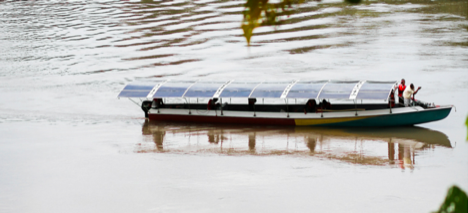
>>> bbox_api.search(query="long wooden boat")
[118,80,452,127]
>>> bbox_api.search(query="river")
[0,0,467,212]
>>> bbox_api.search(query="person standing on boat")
[397,79,406,105]
[403,84,421,107]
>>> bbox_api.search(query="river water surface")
[1,0,467,212]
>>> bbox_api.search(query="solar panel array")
[118,80,397,101]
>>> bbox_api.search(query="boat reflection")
[139,121,452,168]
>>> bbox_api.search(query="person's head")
[410,83,414,89]
[401,79,405,85]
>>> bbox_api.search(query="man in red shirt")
[397,79,406,105]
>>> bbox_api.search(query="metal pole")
[321,101,323,118]
[188,98,191,115]
[128,98,141,107]
[253,106,256,117]
[220,98,223,115]
[253,99,256,117]
[355,100,358,116]
[389,99,392,114]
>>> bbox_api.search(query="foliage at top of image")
[242,0,304,45]
[241,0,361,45]
[434,185,468,213]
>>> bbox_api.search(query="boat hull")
[317,106,452,127]
[148,106,452,127]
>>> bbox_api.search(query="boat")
[118,80,452,127]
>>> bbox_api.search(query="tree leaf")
[435,185,468,213]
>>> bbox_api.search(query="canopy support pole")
[253,102,256,117]
[321,103,324,118]
[128,98,141,107]
[286,99,290,118]
[389,100,392,114]
[354,100,358,116]
[220,98,223,116]
[188,98,191,115]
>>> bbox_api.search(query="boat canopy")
[118,80,397,101]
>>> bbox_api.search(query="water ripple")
[0,0,466,79]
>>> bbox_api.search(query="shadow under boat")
[139,121,451,166]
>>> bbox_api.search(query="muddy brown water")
[0,0,467,212]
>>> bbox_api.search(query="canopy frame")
[118,79,398,101]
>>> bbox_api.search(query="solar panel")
[152,80,196,98]
[250,82,292,98]
[286,81,328,99]
[184,81,228,98]
[117,81,165,98]
[318,81,359,100]
[356,81,396,100]
[219,81,260,98]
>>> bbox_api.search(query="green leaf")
[435,185,468,213]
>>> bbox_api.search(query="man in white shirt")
[403,83,421,107]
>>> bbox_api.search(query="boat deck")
[154,103,401,113]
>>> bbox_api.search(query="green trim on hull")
[319,107,452,127]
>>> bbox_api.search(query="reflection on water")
[139,121,451,169]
